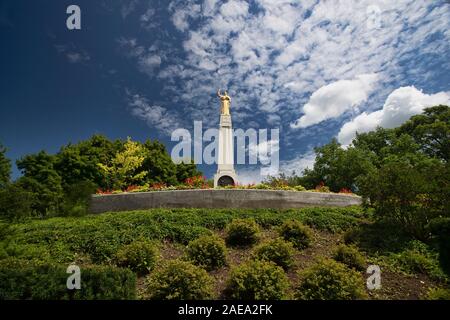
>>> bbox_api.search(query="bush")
[225,218,260,247]
[357,156,447,241]
[0,184,35,221]
[428,217,450,275]
[146,260,214,300]
[62,180,97,216]
[114,240,159,275]
[1,208,362,265]
[226,260,289,300]
[388,242,447,281]
[293,185,306,191]
[253,239,295,270]
[333,245,366,271]
[425,287,450,300]
[296,258,367,300]
[0,258,136,299]
[186,235,227,271]
[279,220,313,249]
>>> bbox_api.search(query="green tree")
[175,161,202,184]
[98,137,148,190]
[16,151,64,216]
[0,184,35,221]
[55,134,121,189]
[397,105,450,162]
[0,142,11,188]
[142,140,178,185]
[302,139,375,192]
[357,154,449,240]
[352,127,396,166]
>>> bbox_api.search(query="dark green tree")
[175,161,202,184]
[0,184,35,221]
[301,139,375,192]
[0,142,11,188]
[55,134,122,189]
[397,105,450,162]
[16,151,64,216]
[141,140,178,185]
[357,154,449,240]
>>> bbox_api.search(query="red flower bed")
[184,175,209,189]
[339,188,353,194]
[96,188,112,195]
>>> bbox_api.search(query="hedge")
[0,258,136,300]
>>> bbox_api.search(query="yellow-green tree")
[98,137,147,190]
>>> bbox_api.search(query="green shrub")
[428,217,450,275]
[388,243,447,281]
[61,180,97,216]
[296,258,367,300]
[279,220,313,249]
[225,218,260,247]
[357,156,447,241]
[253,239,295,270]
[293,185,306,191]
[425,287,450,300]
[186,235,227,271]
[0,208,362,265]
[146,260,214,300]
[114,240,159,275]
[0,184,35,221]
[333,245,366,271]
[0,258,136,299]
[226,260,289,300]
[343,227,361,245]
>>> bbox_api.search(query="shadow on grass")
[344,220,413,255]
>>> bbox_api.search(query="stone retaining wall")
[90,189,361,213]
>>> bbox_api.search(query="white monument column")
[214,90,238,187]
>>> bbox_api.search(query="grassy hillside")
[0,207,448,300]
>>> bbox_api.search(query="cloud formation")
[291,74,379,128]
[118,0,450,171]
[337,86,450,145]
[55,43,90,64]
[127,91,181,135]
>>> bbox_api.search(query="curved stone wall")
[90,189,362,213]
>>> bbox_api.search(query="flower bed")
[96,176,354,196]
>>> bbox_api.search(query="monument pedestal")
[214,114,238,187]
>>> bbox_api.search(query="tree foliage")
[397,105,450,162]
[290,105,450,241]
[16,151,64,216]
[98,137,148,190]
[54,134,121,189]
[0,142,11,188]
[1,135,203,219]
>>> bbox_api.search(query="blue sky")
[1,0,449,182]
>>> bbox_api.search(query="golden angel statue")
[217,89,231,115]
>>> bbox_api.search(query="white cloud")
[279,151,316,176]
[117,37,162,75]
[337,86,450,145]
[219,0,249,17]
[248,139,280,164]
[170,3,201,32]
[291,74,379,128]
[121,0,450,145]
[121,0,138,19]
[236,151,316,185]
[154,0,450,132]
[127,92,182,135]
[55,44,90,64]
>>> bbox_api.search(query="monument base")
[214,170,238,188]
